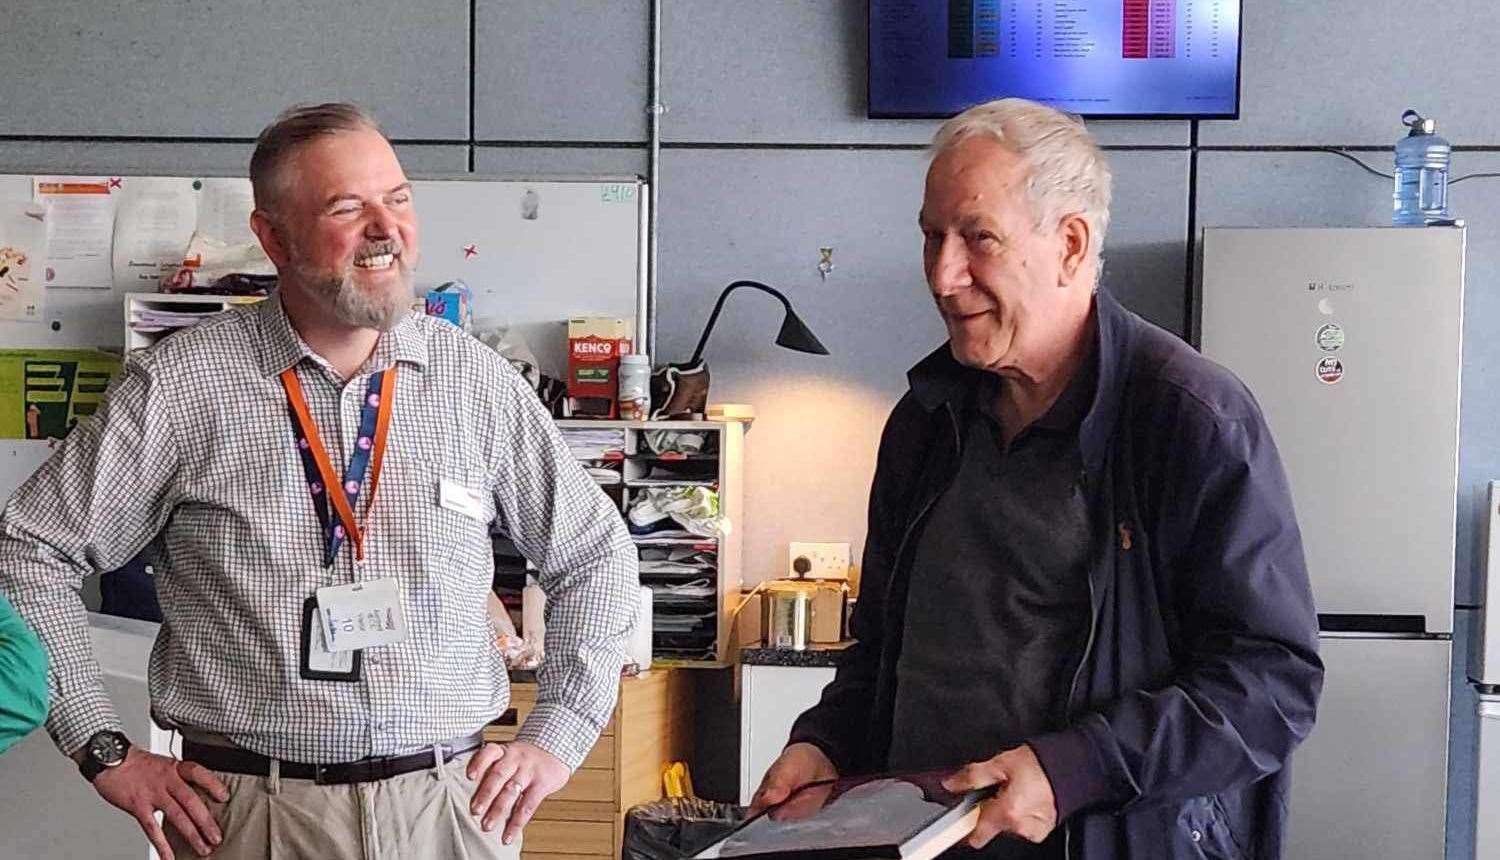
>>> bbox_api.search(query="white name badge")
[439,478,486,521]
[317,577,408,652]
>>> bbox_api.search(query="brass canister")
[762,580,819,651]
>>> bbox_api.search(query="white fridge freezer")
[1200,227,1463,859]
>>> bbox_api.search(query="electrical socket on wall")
[788,541,851,580]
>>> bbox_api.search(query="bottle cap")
[1403,109,1436,136]
[621,353,650,366]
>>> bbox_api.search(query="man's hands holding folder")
[942,744,1058,848]
[750,740,1057,848]
[748,742,838,817]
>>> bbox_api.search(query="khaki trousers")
[166,751,521,860]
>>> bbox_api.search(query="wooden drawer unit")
[483,669,693,860]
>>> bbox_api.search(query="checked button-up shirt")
[0,296,637,769]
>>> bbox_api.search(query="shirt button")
[372,721,386,732]
[367,654,382,666]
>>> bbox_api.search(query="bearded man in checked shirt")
[0,103,638,860]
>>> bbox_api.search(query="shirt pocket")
[377,451,496,640]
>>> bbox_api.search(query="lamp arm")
[687,280,791,366]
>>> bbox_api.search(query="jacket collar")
[255,291,429,378]
[906,288,1134,472]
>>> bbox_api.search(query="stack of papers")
[128,306,227,334]
[560,427,627,461]
[650,578,716,606]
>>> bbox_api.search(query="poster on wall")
[111,177,197,292]
[0,204,46,322]
[0,349,122,440]
[33,176,117,290]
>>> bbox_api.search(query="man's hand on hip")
[467,740,569,845]
[90,748,229,860]
[942,744,1058,848]
[749,742,839,816]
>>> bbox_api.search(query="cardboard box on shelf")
[736,589,764,648]
[810,581,847,644]
[567,316,633,418]
[423,280,472,330]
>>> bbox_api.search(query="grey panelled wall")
[1198,0,1500,145]
[474,1,651,142]
[3,0,469,139]
[2,0,1498,856]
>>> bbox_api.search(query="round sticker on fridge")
[1316,323,1345,352]
[1316,357,1344,385]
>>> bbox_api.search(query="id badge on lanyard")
[281,366,407,680]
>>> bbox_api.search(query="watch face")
[88,732,128,766]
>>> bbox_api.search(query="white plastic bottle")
[618,353,651,420]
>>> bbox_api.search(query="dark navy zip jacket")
[788,288,1323,859]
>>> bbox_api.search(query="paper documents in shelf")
[649,578,716,605]
[626,476,716,488]
[128,306,232,334]
[560,427,627,461]
[585,465,623,485]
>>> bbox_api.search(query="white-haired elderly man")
[752,98,1323,860]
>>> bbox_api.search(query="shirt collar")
[255,291,430,378]
[1031,323,1097,434]
[908,288,1134,472]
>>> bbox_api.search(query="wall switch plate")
[789,541,851,580]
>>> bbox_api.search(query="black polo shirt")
[887,355,1097,860]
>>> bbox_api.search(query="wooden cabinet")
[486,669,694,860]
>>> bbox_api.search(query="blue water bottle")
[1393,109,1451,226]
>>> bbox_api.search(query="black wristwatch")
[78,730,132,782]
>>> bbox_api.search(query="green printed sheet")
[0,349,121,440]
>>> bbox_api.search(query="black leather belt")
[182,732,484,785]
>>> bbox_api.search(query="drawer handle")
[495,707,518,727]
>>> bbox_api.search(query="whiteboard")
[0,172,648,499]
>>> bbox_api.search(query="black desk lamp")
[652,279,829,418]
[689,279,828,366]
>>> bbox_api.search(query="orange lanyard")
[279,365,396,564]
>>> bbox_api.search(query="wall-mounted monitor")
[869,0,1242,119]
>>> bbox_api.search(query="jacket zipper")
[1062,470,1102,860]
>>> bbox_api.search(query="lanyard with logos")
[279,365,396,568]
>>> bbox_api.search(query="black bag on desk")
[623,798,744,860]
